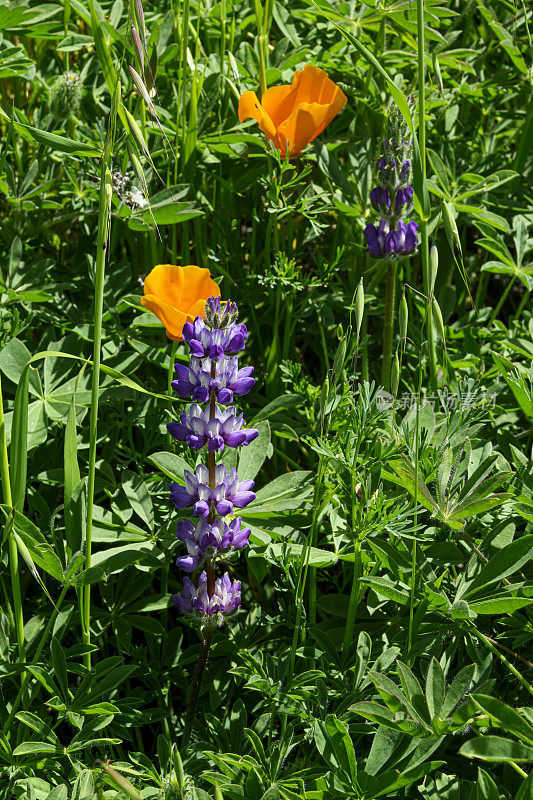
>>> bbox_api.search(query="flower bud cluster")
[364,101,418,260]
[170,298,258,624]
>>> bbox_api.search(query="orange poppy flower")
[141,264,221,340]
[238,65,347,158]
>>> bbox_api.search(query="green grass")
[0,0,532,797]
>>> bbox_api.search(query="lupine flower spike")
[364,101,418,260]
[171,297,258,749]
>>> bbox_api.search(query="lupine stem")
[489,276,515,323]
[470,625,533,699]
[181,362,218,750]
[416,0,437,390]
[407,364,422,663]
[381,260,397,391]
[0,371,25,679]
[181,627,213,752]
[83,137,113,670]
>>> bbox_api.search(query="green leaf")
[469,594,532,615]
[471,695,533,745]
[360,576,410,605]
[148,451,191,483]
[460,736,533,762]
[325,714,357,786]
[237,421,271,481]
[426,658,445,718]
[477,768,499,800]
[13,741,64,757]
[466,535,533,595]
[121,470,154,531]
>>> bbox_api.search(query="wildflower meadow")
[1,0,533,797]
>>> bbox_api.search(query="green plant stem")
[381,261,397,391]
[513,287,530,322]
[407,366,422,662]
[416,0,437,391]
[83,143,113,671]
[470,625,533,699]
[489,276,515,323]
[162,340,179,613]
[0,371,25,677]
[342,541,361,664]
[291,458,325,671]
[4,581,70,736]
[180,627,213,752]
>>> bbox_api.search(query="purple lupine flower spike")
[167,404,258,451]
[176,517,251,571]
[170,465,256,517]
[174,571,241,616]
[172,357,255,404]
[170,296,259,624]
[365,101,418,260]
[363,218,392,258]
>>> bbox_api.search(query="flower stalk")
[83,137,113,670]
[0,371,25,679]
[166,297,259,748]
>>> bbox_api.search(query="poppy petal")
[179,265,220,313]
[141,294,188,339]
[276,106,319,156]
[143,264,185,310]
[260,84,295,129]
[238,90,277,139]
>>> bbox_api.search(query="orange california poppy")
[141,264,221,340]
[238,65,347,158]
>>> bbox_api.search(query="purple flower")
[167,403,259,451]
[395,186,413,214]
[172,357,255,405]
[370,186,391,214]
[174,571,241,616]
[170,464,256,517]
[176,516,251,571]
[182,316,248,359]
[377,157,411,186]
[363,218,392,258]
[389,219,418,256]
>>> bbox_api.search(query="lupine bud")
[450,600,471,619]
[355,280,364,341]
[429,244,438,298]
[432,297,446,343]
[391,352,400,397]
[332,336,347,384]
[399,290,408,345]
[48,72,83,119]
[319,376,329,423]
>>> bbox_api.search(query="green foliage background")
[0,0,532,797]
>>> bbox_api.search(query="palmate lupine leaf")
[384,439,512,529]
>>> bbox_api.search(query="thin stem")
[180,627,213,751]
[381,261,397,391]
[4,582,70,736]
[470,625,533,699]
[407,365,421,662]
[489,276,515,323]
[342,541,361,664]
[416,0,437,391]
[83,141,113,670]
[0,371,25,677]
